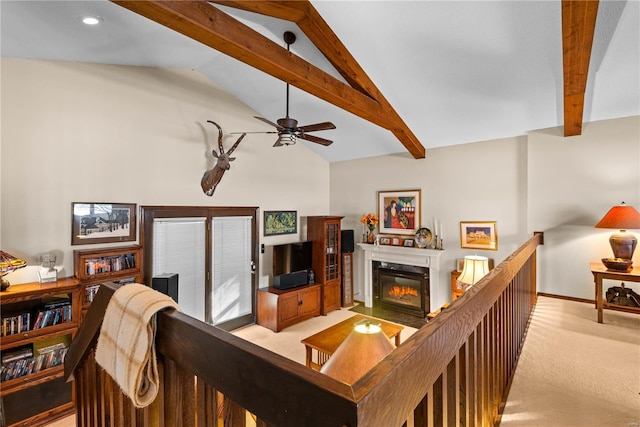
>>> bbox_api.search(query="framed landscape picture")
[378,189,421,236]
[460,221,498,250]
[72,202,136,245]
[264,211,297,236]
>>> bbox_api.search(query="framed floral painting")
[378,189,421,236]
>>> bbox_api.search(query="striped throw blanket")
[95,283,180,408]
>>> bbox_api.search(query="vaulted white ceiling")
[1,1,638,162]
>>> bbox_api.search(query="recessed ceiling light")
[82,16,102,25]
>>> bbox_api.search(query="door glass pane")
[153,218,206,322]
[211,216,252,325]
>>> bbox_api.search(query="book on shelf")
[1,345,69,382]
[1,335,72,382]
[34,334,72,355]
[1,312,32,337]
[1,346,33,364]
[84,277,136,304]
[84,253,137,276]
[33,298,72,329]
[85,284,101,303]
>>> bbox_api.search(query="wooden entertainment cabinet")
[257,284,321,332]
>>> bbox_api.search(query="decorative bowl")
[601,258,633,271]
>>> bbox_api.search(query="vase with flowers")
[361,213,379,244]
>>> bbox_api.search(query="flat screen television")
[272,241,313,276]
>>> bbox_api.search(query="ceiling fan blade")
[297,122,336,133]
[254,116,282,130]
[297,133,333,146]
[230,131,279,134]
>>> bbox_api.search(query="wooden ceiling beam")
[212,1,371,95]
[214,1,425,159]
[112,1,388,126]
[562,0,599,136]
[113,0,425,159]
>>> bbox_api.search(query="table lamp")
[0,251,28,291]
[320,319,393,384]
[458,255,490,290]
[595,202,640,261]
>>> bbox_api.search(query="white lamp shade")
[458,255,490,285]
[320,323,393,384]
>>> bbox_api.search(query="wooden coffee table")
[301,314,404,371]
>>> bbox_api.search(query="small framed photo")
[72,202,137,245]
[264,211,297,236]
[379,236,391,245]
[460,221,498,251]
[391,237,403,246]
[378,189,421,236]
[403,239,414,247]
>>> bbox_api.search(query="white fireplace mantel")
[357,243,445,312]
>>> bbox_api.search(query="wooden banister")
[349,232,543,425]
[66,232,543,426]
[64,281,114,382]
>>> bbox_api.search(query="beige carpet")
[232,305,418,366]
[500,296,640,427]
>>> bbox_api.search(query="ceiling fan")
[234,31,336,147]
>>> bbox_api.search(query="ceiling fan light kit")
[237,31,336,148]
[275,133,296,147]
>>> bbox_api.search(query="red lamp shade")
[595,202,640,262]
[595,203,640,230]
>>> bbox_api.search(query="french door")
[141,206,258,331]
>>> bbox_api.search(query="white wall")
[330,116,640,308]
[0,59,330,287]
[528,116,640,299]
[330,136,529,309]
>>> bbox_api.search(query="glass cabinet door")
[325,222,340,281]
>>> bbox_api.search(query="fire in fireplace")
[373,261,430,318]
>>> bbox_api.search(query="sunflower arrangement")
[360,213,379,230]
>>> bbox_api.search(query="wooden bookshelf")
[73,245,142,321]
[0,277,80,427]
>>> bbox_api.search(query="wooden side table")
[301,314,403,370]
[590,262,640,323]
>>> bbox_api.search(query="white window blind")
[211,216,252,325]
[153,218,206,322]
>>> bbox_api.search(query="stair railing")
[65,232,543,426]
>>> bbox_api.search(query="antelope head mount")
[200,120,246,196]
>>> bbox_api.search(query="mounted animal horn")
[200,121,245,196]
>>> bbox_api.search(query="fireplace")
[357,243,445,311]
[373,262,430,318]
